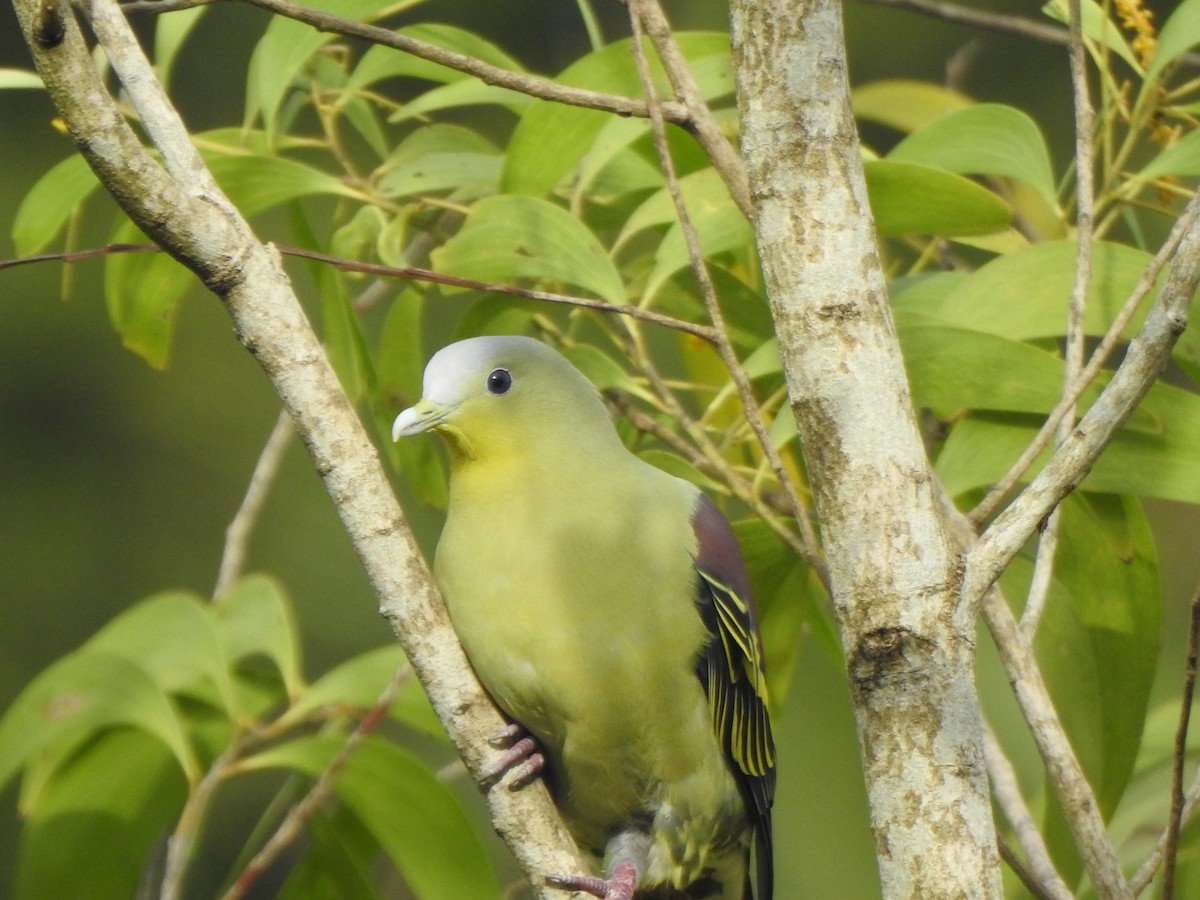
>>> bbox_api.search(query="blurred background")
[1,1,1197,896]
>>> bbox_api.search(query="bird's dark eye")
[486,368,512,395]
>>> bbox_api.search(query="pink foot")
[482,722,545,789]
[546,859,638,900]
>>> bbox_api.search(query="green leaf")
[1042,0,1141,70]
[15,729,187,900]
[205,154,363,217]
[154,6,208,92]
[999,494,1159,867]
[1146,0,1200,80]
[0,68,44,90]
[895,311,1153,429]
[278,805,381,900]
[391,79,531,122]
[931,239,1156,340]
[283,646,445,740]
[12,154,101,255]
[213,575,304,699]
[431,195,626,304]
[888,104,1058,210]
[377,152,501,201]
[1139,127,1200,181]
[864,159,1012,236]
[852,79,972,134]
[243,736,499,899]
[245,0,387,140]
[616,167,753,300]
[503,33,731,197]
[935,375,1200,502]
[85,590,236,715]
[0,651,199,806]
[104,220,194,369]
[349,23,527,93]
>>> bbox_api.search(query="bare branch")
[628,0,751,218]
[1162,585,1200,900]
[983,722,1073,900]
[215,409,293,598]
[966,189,1200,605]
[626,0,826,583]
[1022,0,1097,638]
[221,665,413,900]
[730,0,1000,893]
[231,0,689,123]
[853,0,1084,48]
[969,198,1194,525]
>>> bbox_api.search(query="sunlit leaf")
[896,311,1154,429]
[154,6,208,92]
[852,80,972,134]
[935,376,1200,502]
[1139,128,1200,181]
[1042,0,1141,70]
[243,736,498,899]
[213,575,304,699]
[888,104,1058,210]
[432,195,625,304]
[85,590,236,715]
[864,159,1012,236]
[205,154,363,217]
[245,0,387,140]
[0,68,43,90]
[504,33,731,197]
[929,239,1157,339]
[283,646,445,740]
[12,154,101,255]
[104,220,194,370]
[15,729,187,900]
[1146,0,1200,80]
[0,651,199,806]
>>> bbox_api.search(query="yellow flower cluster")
[1114,0,1157,68]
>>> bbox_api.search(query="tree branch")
[729,0,1000,894]
[215,408,293,598]
[230,0,690,123]
[626,0,826,584]
[1162,584,1200,900]
[965,189,1200,605]
[11,0,587,894]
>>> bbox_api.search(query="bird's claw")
[482,722,545,789]
[545,860,637,900]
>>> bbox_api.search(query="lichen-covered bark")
[728,1,1001,896]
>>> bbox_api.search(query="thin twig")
[215,409,294,598]
[854,0,1073,45]
[1021,0,1097,638]
[629,0,751,218]
[1,242,719,343]
[967,189,1200,602]
[1130,767,1200,894]
[997,836,1061,900]
[984,722,1073,900]
[969,191,1200,527]
[221,665,413,900]
[0,242,157,270]
[1162,585,1200,900]
[626,0,828,586]
[229,0,690,124]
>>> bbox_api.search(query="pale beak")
[392,399,452,440]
